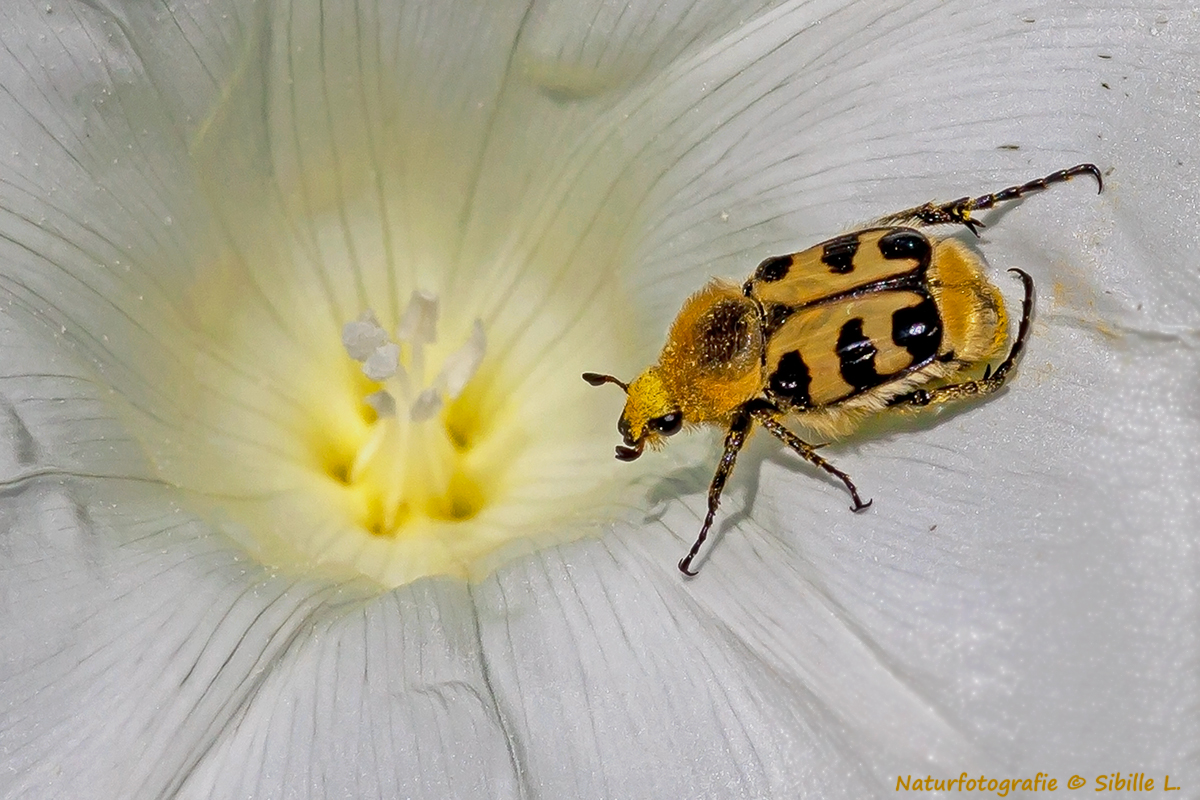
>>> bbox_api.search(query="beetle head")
[583,369,684,461]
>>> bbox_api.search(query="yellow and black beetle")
[585,164,1102,575]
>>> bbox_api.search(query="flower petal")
[175,582,521,799]
[473,539,981,798]
[0,478,331,796]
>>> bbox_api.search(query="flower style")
[0,1,1196,798]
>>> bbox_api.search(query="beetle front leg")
[678,406,754,576]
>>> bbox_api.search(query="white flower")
[0,1,1195,798]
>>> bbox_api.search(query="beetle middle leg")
[747,405,873,513]
[889,268,1034,409]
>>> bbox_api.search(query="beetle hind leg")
[874,199,987,236]
[872,163,1102,237]
[888,268,1035,408]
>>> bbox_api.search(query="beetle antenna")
[582,372,629,392]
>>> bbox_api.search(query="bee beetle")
[585,164,1102,575]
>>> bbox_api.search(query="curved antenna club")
[582,372,629,392]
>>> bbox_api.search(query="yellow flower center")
[337,297,488,532]
[150,40,655,587]
[161,195,637,589]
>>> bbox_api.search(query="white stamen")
[365,390,396,418]
[390,364,412,399]
[410,387,443,421]
[409,340,426,390]
[343,293,489,518]
[439,319,486,399]
[397,291,438,344]
[342,310,389,361]
[363,342,401,381]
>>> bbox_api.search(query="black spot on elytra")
[821,234,859,274]
[892,294,942,366]
[697,299,753,367]
[836,318,880,390]
[877,229,931,265]
[768,350,812,408]
[754,255,793,283]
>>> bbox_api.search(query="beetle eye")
[651,412,683,436]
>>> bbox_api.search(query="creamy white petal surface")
[0,2,1196,799]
